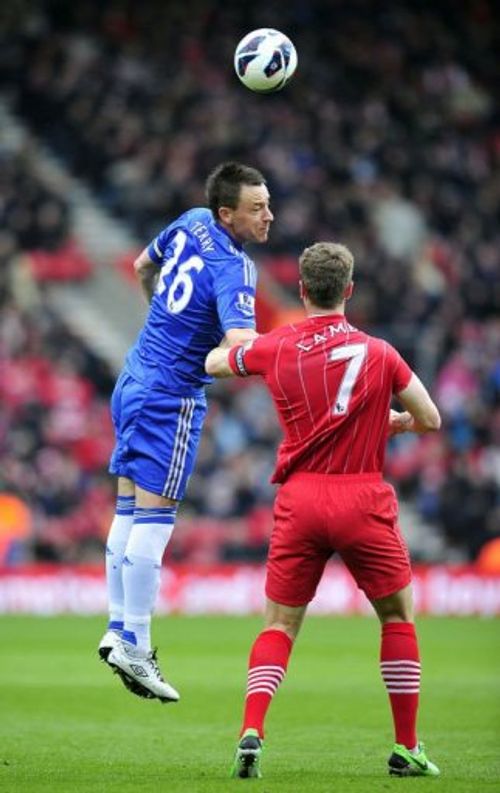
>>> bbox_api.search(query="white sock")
[105,496,135,626]
[122,507,176,652]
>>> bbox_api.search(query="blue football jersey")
[125,208,257,393]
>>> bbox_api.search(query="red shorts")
[266,472,412,606]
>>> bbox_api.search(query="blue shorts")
[109,370,207,499]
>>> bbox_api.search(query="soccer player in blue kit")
[98,163,273,701]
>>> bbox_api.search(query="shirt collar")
[308,312,346,321]
[215,222,244,251]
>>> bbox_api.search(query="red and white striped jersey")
[228,313,412,483]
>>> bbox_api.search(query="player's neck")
[305,301,345,318]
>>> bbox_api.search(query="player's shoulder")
[177,206,213,226]
[152,207,210,238]
[365,331,402,364]
[175,207,214,240]
[177,209,241,263]
[171,207,234,266]
[261,321,302,348]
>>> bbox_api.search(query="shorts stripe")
[171,399,195,499]
[162,400,189,497]
[162,398,195,499]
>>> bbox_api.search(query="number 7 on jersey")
[329,343,367,415]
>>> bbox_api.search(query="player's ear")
[218,206,233,225]
[344,281,354,300]
[299,280,307,301]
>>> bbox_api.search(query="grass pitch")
[0,615,498,792]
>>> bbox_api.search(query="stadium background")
[0,0,499,614]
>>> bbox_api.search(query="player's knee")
[378,612,414,625]
[135,483,178,508]
[117,476,135,498]
[371,585,414,623]
[264,610,304,640]
[264,599,307,640]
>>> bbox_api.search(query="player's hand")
[388,409,413,436]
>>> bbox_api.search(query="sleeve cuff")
[222,319,256,330]
[394,368,413,394]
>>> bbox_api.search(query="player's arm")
[221,328,258,347]
[394,373,441,434]
[134,247,159,304]
[205,346,234,378]
[207,329,259,375]
[206,334,272,379]
[213,254,258,348]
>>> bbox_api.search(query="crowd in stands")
[0,0,498,564]
[0,144,116,562]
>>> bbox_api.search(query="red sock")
[240,628,293,739]
[380,622,420,749]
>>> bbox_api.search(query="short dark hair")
[205,162,266,218]
[299,242,354,308]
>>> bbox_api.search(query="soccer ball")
[234,28,298,93]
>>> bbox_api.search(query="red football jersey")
[228,313,412,483]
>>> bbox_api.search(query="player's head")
[299,242,354,312]
[206,162,273,244]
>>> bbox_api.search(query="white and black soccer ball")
[234,28,298,93]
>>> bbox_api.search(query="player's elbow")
[205,351,217,377]
[399,376,441,433]
[134,256,150,277]
[429,408,441,432]
[207,349,234,379]
[205,349,227,378]
[420,405,441,432]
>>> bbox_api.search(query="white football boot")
[107,640,180,703]
[98,629,122,664]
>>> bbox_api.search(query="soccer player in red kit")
[205,242,441,779]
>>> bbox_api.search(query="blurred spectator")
[0,493,32,564]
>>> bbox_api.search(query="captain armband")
[234,346,249,377]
